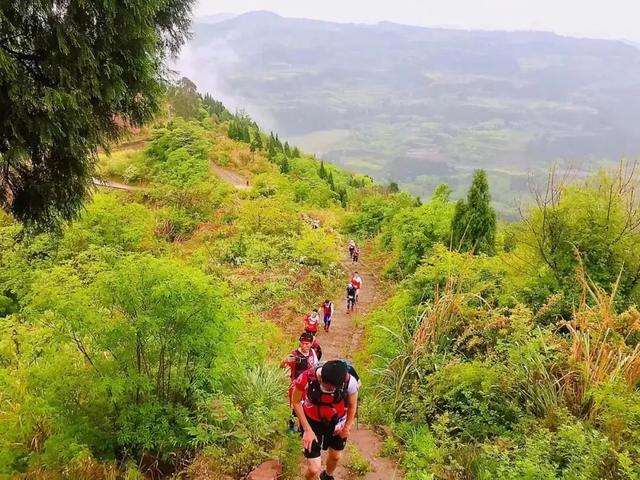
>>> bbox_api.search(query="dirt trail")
[92,178,143,192]
[210,163,250,190]
[299,252,403,480]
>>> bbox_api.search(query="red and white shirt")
[286,349,319,382]
[351,275,363,289]
[304,312,320,332]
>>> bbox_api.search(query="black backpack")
[307,367,352,425]
[291,351,311,378]
[342,359,360,382]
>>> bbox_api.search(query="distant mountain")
[175,11,640,212]
[196,13,237,25]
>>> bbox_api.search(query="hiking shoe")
[320,471,335,480]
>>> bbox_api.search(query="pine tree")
[451,170,496,255]
[227,121,237,140]
[319,160,327,179]
[0,0,194,228]
[292,146,301,158]
[202,93,232,120]
[267,141,277,162]
[284,141,291,157]
[254,131,263,150]
[241,123,251,143]
[338,189,348,208]
[466,170,496,255]
[451,199,468,250]
[280,156,290,174]
[327,172,335,191]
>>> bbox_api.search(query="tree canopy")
[0,0,194,228]
[451,169,497,255]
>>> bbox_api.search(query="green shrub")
[345,444,373,477]
[295,227,339,269]
[477,418,620,480]
[415,361,520,442]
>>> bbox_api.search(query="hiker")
[346,283,357,314]
[304,309,321,337]
[281,332,320,432]
[351,272,363,303]
[291,360,360,480]
[321,299,334,332]
[352,246,360,264]
[348,240,356,260]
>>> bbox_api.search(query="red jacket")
[304,313,319,332]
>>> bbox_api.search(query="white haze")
[193,0,640,43]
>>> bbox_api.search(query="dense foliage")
[0,81,373,478]
[0,0,194,228]
[359,163,640,479]
[1,73,638,480]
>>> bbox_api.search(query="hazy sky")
[195,0,640,42]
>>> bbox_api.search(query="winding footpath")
[298,254,403,480]
[208,164,403,479]
[92,177,144,192]
[96,159,400,479]
[210,163,251,190]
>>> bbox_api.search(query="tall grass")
[371,278,473,417]
[560,263,640,415]
[231,364,287,410]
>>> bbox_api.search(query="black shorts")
[303,418,347,459]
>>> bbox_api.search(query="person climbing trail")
[281,332,320,432]
[352,246,360,264]
[291,360,359,480]
[348,240,356,260]
[351,272,363,303]
[322,299,334,332]
[346,283,357,314]
[304,309,321,337]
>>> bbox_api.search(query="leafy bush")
[295,227,339,269]
[145,119,212,187]
[61,194,157,254]
[418,361,520,442]
[477,418,620,480]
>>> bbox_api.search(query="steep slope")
[174,11,640,213]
